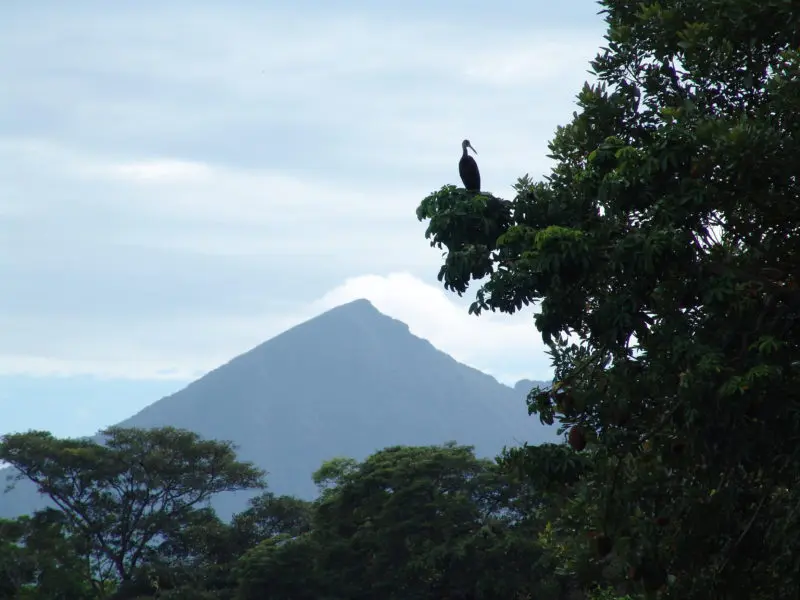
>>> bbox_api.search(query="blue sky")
[1,1,607,439]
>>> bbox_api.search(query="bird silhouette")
[459,139,480,192]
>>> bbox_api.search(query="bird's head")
[462,139,477,154]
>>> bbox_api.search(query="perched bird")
[459,139,481,192]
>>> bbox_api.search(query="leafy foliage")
[238,443,569,600]
[416,0,800,597]
[0,426,264,584]
[0,431,582,600]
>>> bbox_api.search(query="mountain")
[0,299,556,520]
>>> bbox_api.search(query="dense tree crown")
[0,431,576,599]
[417,0,799,598]
[0,426,265,597]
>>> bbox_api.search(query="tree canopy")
[0,426,264,587]
[417,0,800,597]
[236,443,567,600]
[0,434,580,599]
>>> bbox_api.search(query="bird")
[458,139,481,192]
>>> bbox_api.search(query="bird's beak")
[468,144,477,154]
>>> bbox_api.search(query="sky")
[1,1,608,439]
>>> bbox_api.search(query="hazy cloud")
[0,272,549,386]
[0,2,605,414]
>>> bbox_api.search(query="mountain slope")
[0,299,555,520]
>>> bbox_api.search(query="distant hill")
[0,299,555,520]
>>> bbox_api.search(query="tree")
[230,492,312,551]
[234,533,321,600]
[134,507,234,599]
[416,0,800,597]
[311,456,359,499]
[0,517,35,598]
[304,444,561,600]
[20,509,101,599]
[312,444,496,599]
[0,509,101,599]
[234,445,563,600]
[151,492,315,599]
[0,426,264,585]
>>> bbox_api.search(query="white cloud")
[0,141,436,271]
[314,273,551,384]
[0,273,551,386]
[0,355,196,382]
[101,160,214,184]
[81,155,416,223]
[0,3,597,406]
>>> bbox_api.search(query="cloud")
[0,139,435,267]
[0,273,551,386]
[1,8,604,185]
[0,3,599,398]
[101,160,214,184]
[81,154,415,223]
[314,273,551,384]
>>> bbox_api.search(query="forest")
[3,0,800,597]
[0,428,583,599]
